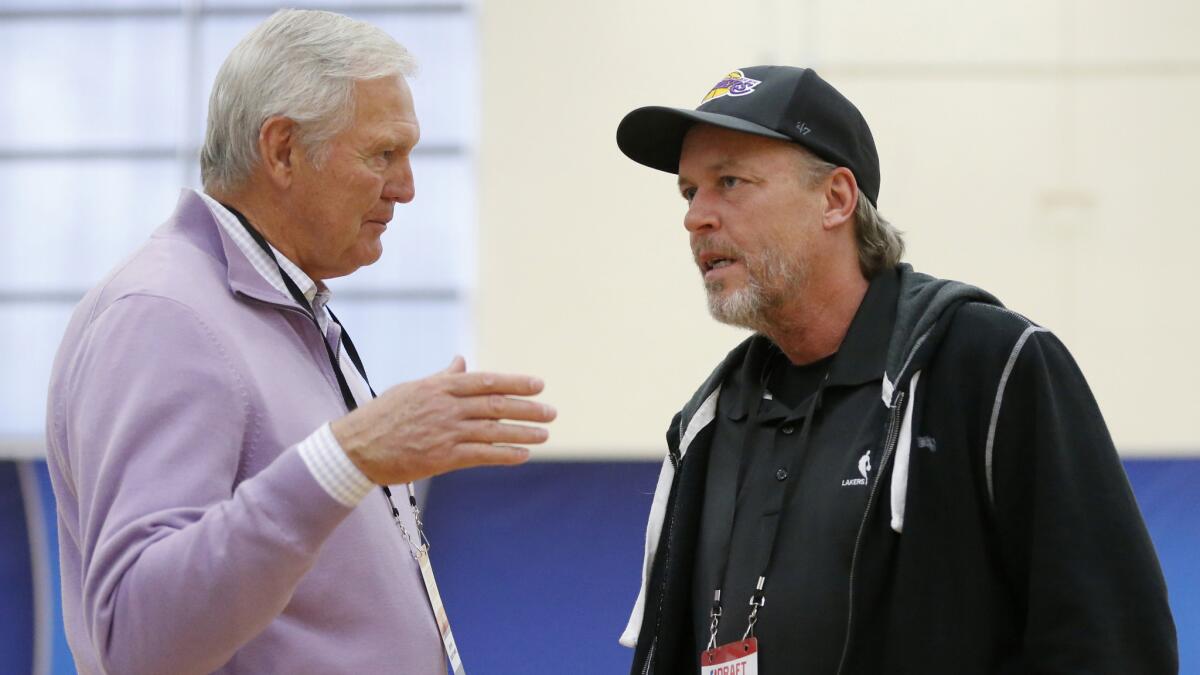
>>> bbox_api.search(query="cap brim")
[616,106,791,174]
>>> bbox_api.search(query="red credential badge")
[700,637,758,675]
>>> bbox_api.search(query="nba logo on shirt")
[841,449,871,487]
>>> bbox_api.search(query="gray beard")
[705,247,804,333]
[706,276,770,331]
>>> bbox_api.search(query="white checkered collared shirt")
[196,189,375,507]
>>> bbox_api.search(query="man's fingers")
[460,394,557,422]
[458,420,550,445]
[452,443,531,469]
[446,371,545,397]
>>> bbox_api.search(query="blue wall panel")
[425,461,658,674]
[1126,459,1200,672]
[33,461,75,675]
[3,457,1197,674]
[0,461,34,675]
[428,460,1200,674]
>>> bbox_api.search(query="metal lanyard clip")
[384,483,431,560]
[706,590,724,650]
[742,576,767,641]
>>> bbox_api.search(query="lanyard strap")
[224,205,412,514]
[224,206,370,407]
[224,205,466,672]
[708,345,830,644]
[224,205,419,520]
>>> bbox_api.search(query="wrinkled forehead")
[346,76,420,138]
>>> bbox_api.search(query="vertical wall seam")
[17,462,50,675]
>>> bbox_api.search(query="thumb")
[444,354,467,374]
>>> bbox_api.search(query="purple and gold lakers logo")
[701,70,762,103]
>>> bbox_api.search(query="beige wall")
[475,0,1200,459]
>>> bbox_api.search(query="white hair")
[201,9,417,193]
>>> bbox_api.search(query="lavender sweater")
[45,191,445,674]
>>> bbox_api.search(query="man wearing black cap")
[616,66,1176,675]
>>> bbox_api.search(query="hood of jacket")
[671,264,998,448]
[620,264,1002,649]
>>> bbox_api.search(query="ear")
[822,167,859,232]
[257,115,298,190]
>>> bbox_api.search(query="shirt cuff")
[296,422,375,507]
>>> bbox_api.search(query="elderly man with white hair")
[44,10,555,674]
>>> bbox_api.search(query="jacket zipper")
[642,440,684,675]
[640,638,656,675]
[835,389,906,675]
[645,477,681,675]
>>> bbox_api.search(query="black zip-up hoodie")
[625,265,1176,674]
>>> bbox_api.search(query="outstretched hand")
[331,356,556,485]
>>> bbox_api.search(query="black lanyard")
[708,345,831,646]
[223,205,413,518]
[222,205,373,409]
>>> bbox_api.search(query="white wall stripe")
[17,462,51,675]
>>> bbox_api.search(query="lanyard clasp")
[706,590,723,651]
[742,576,766,641]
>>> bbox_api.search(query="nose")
[382,156,415,204]
[683,189,719,234]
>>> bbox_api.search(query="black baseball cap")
[616,66,881,205]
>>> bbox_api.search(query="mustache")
[691,238,743,262]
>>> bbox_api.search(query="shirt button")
[781,425,795,435]
[776,468,789,481]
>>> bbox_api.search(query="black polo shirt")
[692,269,899,673]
